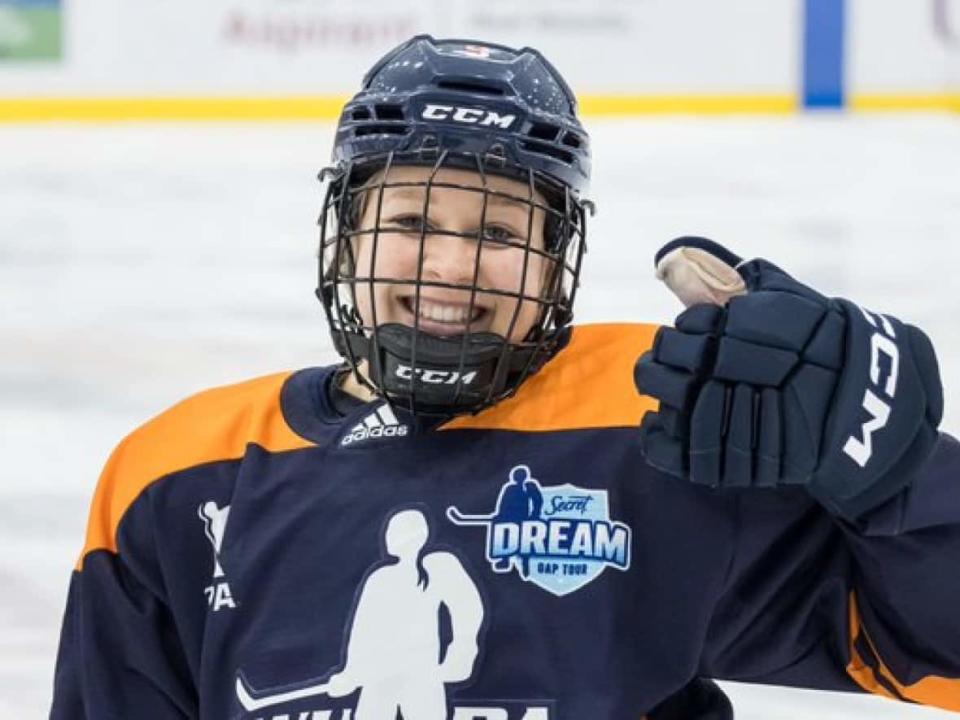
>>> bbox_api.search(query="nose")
[421,234,479,287]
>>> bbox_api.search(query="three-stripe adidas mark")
[341,404,409,446]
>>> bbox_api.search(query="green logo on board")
[0,0,62,61]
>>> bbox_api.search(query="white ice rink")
[2,115,959,718]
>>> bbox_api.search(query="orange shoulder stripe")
[77,371,314,571]
[846,591,960,711]
[442,323,660,433]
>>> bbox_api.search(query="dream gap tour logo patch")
[446,465,632,596]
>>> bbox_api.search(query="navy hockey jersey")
[51,323,960,719]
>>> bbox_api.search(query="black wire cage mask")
[317,148,590,419]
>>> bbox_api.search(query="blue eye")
[481,225,518,246]
[387,215,429,232]
[384,216,520,246]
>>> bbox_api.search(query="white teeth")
[408,299,480,324]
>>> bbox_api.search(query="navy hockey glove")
[635,237,944,521]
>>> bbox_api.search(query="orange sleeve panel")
[846,591,960,711]
[76,371,314,571]
[443,322,661,433]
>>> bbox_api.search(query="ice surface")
[1,116,959,717]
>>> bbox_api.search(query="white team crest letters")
[198,501,236,611]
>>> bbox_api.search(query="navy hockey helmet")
[318,34,593,418]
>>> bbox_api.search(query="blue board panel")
[803,0,846,109]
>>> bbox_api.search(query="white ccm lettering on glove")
[843,306,901,468]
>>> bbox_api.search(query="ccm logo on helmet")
[843,306,900,468]
[396,365,479,385]
[421,104,516,129]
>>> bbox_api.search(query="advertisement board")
[0,0,62,61]
[0,0,956,117]
[0,0,794,96]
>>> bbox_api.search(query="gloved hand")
[635,237,944,521]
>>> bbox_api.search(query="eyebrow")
[383,185,533,211]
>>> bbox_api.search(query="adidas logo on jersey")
[341,404,409,446]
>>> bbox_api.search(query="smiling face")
[348,165,551,344]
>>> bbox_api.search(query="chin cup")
[372,324,510,415]
[341,324,541,417]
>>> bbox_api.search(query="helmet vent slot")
[527,123,560,142]
[351,107,372,121]
[375,104,405,120]
[436,79,505,96]
[520,140,573,164]
[354,124,409,137]
[562,132,582,148]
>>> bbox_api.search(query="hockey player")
[51,35,960,720]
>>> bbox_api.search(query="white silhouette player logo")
[199,501,236,611]
[198,501,230,578]
[236,508,485,718]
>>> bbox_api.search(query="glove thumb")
[654,236,745,308]
[655,236,826,307]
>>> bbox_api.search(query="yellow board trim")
[0,93,957,122]
[850,93,960,112]
[578,94,797,115]
[0,96,349,122]
[0,94,795,122]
